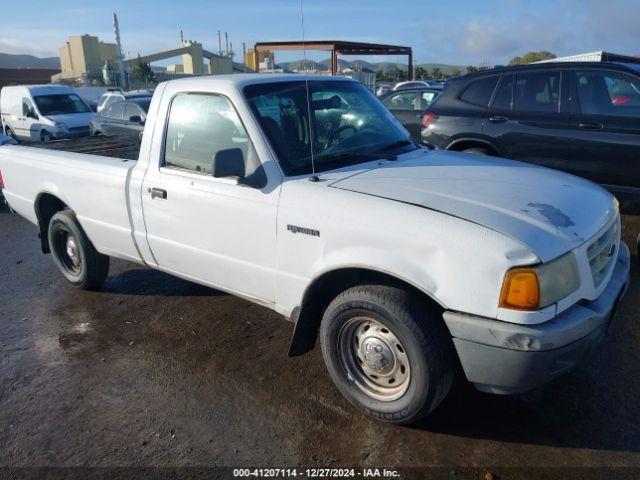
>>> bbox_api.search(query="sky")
[1,0,639,66]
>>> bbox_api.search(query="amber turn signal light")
[499,268,540,310]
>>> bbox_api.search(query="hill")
[0,53,60,69]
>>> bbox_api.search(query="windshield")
[244,80,416,175]
[33,94,91,115]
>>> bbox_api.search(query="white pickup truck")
[0,75,630,424]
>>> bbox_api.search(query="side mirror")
[128,115,143,124]
[212,148,245,179]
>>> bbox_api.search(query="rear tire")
[48,210,109,290]
[320,285,455,424]
[463,147,490,156]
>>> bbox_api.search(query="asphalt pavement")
[1,202,639,478]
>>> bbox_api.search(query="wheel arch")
[446,137,502,156]
[287,267,446,357]
[34,192,71,253]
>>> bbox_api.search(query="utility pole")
[242,42,246,66]
[217,30,222,56]
[113,12,126,89]
[225,32,229,57]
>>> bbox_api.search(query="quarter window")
[576,70,640,117]
[514,71,560,113]
[421,91,437,108]
[163,93,258,176]
[460,76,499,107]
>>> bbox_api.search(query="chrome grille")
[587,221,618,286]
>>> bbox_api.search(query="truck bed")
[20,135,140,161]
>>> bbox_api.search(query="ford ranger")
[0,75,630,424]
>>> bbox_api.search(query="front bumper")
[444,242,630,394]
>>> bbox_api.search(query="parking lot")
[1,201,639,474]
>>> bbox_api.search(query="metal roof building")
[536,51,640,64]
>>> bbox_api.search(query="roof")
[1,84,74,95]
[453,61,640,81]
[163,73,357,88]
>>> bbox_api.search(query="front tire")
[320,285,455,424]
[48,210,109,290]
[41,131,53,142]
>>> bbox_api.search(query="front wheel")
[41,131,53,142]
[48,210,109,290]
[320,285,455,424]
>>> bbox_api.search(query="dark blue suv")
[422,62,640,213]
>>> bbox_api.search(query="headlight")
[499,252,580,311]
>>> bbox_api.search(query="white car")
[96,89,153,113]
[0,85,93,141]
[393,80,444,91]
[0,75,630,423]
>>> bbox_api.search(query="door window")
[459,76,499,107]
[124,103,143,121]
[492,75,513,110]
[163,93,258,176]
[576,70,640,117]
[386,92,418,110]
[106,102,125,119]
[514,71,560,113]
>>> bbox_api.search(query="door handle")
[148,187,167,200]
[578,121,603,130]
[489,116,508,123]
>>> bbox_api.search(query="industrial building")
[245,48,275,71]
[52,35,119,84]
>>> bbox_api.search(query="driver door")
[141,92,280,302]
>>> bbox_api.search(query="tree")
[431,67,442,80]
[130,55,155,86]
[508,51,556,65]
[450,67,462,77]
[465,65,478,74]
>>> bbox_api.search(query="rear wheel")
[48,210,109,290]
[5,127,16,140]
[320,285,455,424]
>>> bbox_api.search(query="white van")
[0,85,93,142]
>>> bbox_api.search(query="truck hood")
[47,112,93,128]
[329,149,617,261]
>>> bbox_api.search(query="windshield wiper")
[377,139,417,152]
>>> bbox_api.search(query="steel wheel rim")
[53,227,82,275]
[338,316,411,402]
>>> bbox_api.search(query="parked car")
[90,97,151,141]
[375,84,393,97]
[0,75,630,424]
[394,80,444,91]
[380,87,442,138]
[421,61,640,211]
[96,89,153,114]
[0,85,93,142]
